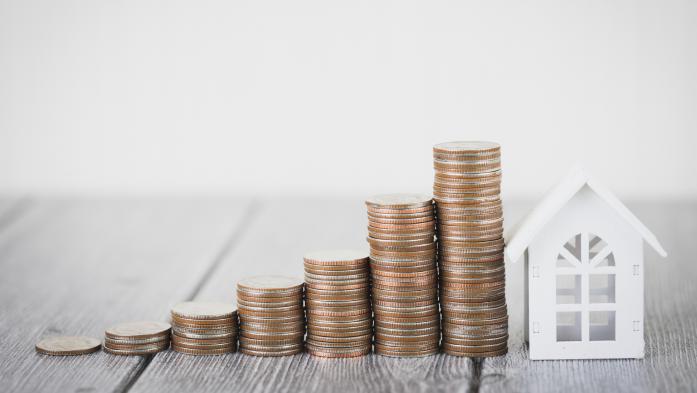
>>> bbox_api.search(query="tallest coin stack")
[433,141,508,357]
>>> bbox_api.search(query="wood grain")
[3,199,694,393]
[480,201,697,393]
[0,197,253,393]
[130,198,475,393]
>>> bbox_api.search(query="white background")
[1,0,695,199]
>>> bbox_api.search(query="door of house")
[554,232,617,342]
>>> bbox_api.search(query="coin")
[35,336,101,356]
[238,275,304,292]
[105,321,171,340]
[171,344,238,356]
[171,301,237,320]
[365,194,433,209]
[303,249,369,264]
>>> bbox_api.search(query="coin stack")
[103,321,171,356]
[237,275,305,356]
[304,250,372,358]
[170,301,238,355]
[366,194,440,357]
[433,141,508,357]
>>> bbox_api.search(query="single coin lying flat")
[35,336,101,356]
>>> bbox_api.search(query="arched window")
[555,233,616,342]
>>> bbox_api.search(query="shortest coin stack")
[171,301,238,355]
[36,336,101,356]
[237,275,305,356]
[304,249,372,358]
[103,321,171,356]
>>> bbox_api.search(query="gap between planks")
[117,198,261,393]
[469,358,485,393]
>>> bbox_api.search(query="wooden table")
[0,197,694,393]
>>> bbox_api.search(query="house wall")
[527,185,645,360]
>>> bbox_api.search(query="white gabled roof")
[504,165,667,263]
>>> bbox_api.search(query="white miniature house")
[504,166,667,360]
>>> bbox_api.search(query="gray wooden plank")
[131,197,475,393]
[0,197,253,393]
[481,201,697,393]
[0,197,29,229]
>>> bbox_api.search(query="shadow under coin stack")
[237,275,305,356]
[170,301,238,355]
[433,141,508,357]
[103,321,171,356]
[366,194,440,357]
[304,250,372,358]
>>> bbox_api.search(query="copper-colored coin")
[171,316,237,330]
[368,231,435,241]
[306,312,371,322]
[307,318,372,328]
[104,335,170,346]
[173,341,237,351]
[367,236,435,248]
[238,336,302,346]
[172,344,237,355]
[433,161,501,172]
[365,194,433,209]
[304,267,368,277]
[172,328,237,340]
[368,226,435,236]
[306,345,371,358]
[237,275,304,293]
[374,344,439,358]
[237,297,303,309]
[105,321,171,340]
[35,336,101,356]
[103,339,169,351]
[305,272,370,283]
[239,347,304,357]
[239,320,305,331]
[240,342,304,351]
[433,141,500,154]
[306,282,370,291]
[236,291,303,302]
[307,332,373,344]
[172,333,236,346]
[303,249,369,265]
[368,210,434,220]
[307,324,372,335]
[103,345,169,356]
[171,301,237,320]
[443,334,508,346]
[239,331,305,341]
[441,341,507,353]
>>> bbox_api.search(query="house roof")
[504,165,667,263]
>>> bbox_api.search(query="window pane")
[590,311,616,341]
[556,275,581,304]
[588,233,607,259]
[556,253,575,268]
[595,252,615,267]
[556,312,582,342]
[589,274,616,303]
[563,234,583,261]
